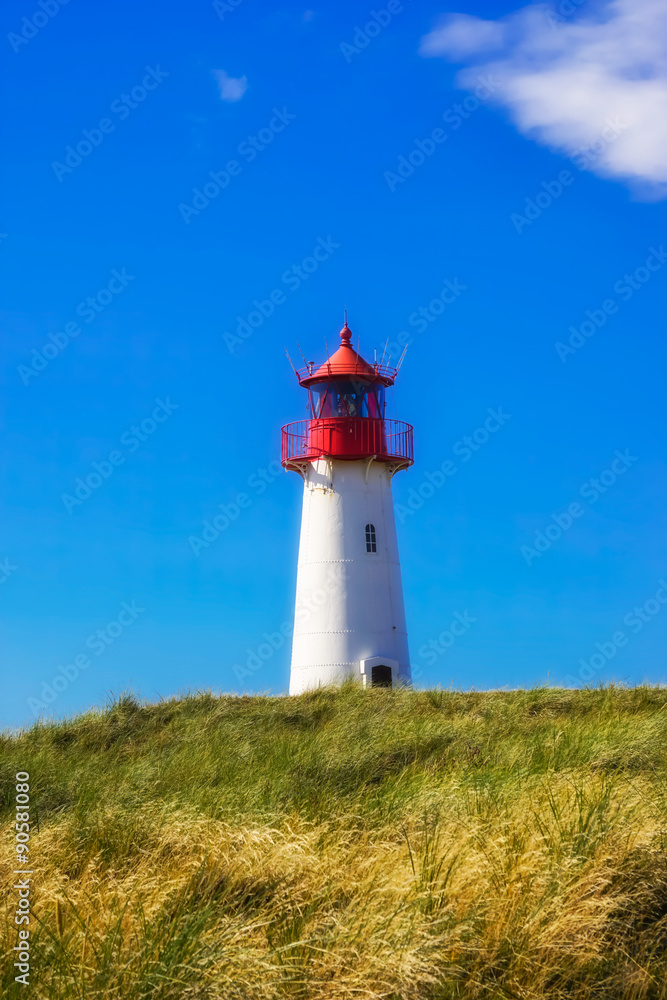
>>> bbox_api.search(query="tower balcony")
[281,417,414,467]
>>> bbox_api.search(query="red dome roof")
[296,321,397,387]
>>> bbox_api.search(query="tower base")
[288,458,412,696]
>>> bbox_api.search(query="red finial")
[340,306,352,343]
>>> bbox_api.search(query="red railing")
[295,361,398,386]
[281,418,413,466]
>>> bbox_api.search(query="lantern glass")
[309,381,385,419]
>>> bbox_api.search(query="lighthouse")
[281,317,414,695]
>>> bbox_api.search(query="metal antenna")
[379,338,389,367]
[284,348,298,375]
[396,345,409,371]
[295,341,308,367]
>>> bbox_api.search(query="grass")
[2,682,667,998]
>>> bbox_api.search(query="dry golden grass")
[2,684,667,998]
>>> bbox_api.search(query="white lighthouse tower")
[281,317,414,694]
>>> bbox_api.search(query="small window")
[365,523,377,553]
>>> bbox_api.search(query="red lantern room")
[281,318,414,469]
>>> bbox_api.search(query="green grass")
[2,683,667,998]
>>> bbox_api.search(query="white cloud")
[420,13,506,57]
[213,70,248,103]
[420,0,667,197]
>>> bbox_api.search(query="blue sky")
[2,0,666,727]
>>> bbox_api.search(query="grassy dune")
[2,683,667,999]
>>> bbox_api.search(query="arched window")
[365,523,377,553]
